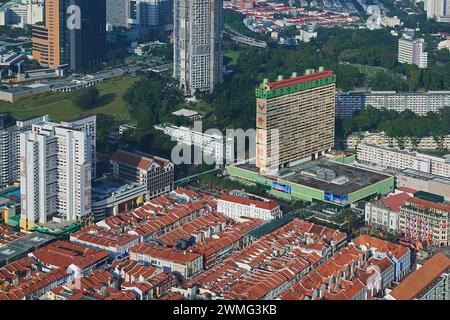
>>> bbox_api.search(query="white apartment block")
[336,91,450,118]
[398,35,428,69]
[154,123,234,165]
[0,115,49,188]
[62,115,97,178]
[19,122,92,230]
[218,194,282,221]
[345,131,450,151]
[173,0,223,95]
[357,143,450,177]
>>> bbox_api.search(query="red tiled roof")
[388,253,450,300]
[265,70,334,90]
[376,192,411,212]
[30,241,109,270]
[110,150,171,170]
[405,197,450,213]
[219,195,278,210]
[130,243,202,265]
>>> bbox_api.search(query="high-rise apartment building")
[20,121,93,230]
[32,0,106,71]
[255,69,336,173]
[398,34,428,69]
[0,115,50,188]
[425,0,450,23]
[61,115,97,178]
[173,0,223,95]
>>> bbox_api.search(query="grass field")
[224,50,240,66]
[0,76,138,122]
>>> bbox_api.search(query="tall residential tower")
[19,118,96,230]
[255,69,336,173]
[173,0,223,95]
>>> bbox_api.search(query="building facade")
[173,0,223,95]
[217,194,282,221]
[398,35,428,69]
[255,69,336,173]
[386,252,450,300]
[19,121,93,230]
[32,0,106,71]
[364,192,412,235]
[425,0,450,23]
[154,123,234,165]
[110,150,174,199]
[357,143,450,177]
[399,198,450,247]
[336,91,450,118]
[345,131,450,151]
[397,169,450,201]
[130,243,203,279]
[0,115,49,188]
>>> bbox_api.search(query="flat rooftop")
[91,178,146,201]
[235,159,392,195]
[0,232,56,265]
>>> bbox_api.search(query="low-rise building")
[0,84,50,103]
[172,109,202,122]
[336,91,450,118]
[397,169,450,201]
[345,131,450,151]
[70,226,140,257]
[365,192,412,234]
[357,142,450,177]
[353,235,411,285]
[385,253,450,300]
[218,193,282,221]
[154,123,234,165]
[130,243,203,279]
[91,176,148,221]
[28,241,109,277]
[110,150,174,199]
[399,198,450,247]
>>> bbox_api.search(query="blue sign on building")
[272,182,292,194]
[324,192,349,205]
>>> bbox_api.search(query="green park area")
[0,76,137,122]
[224,50,240,66]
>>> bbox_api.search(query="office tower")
[255,68,336,173]
[398,34,428,69]
[173,0,223,95]
[127,0,173,31]
[110,150,174,198]
[32,0,106,71]
[425,0,450,22]
[0,115,49,188]
[20,122,92,230]
[106,0,128,27]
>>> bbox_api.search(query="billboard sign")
[272,182,291,194]
[324,192,349,205]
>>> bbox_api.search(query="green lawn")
[0,76,138,122]
[224,50,240,66]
